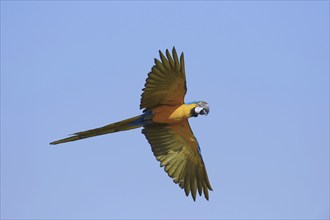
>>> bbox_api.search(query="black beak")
[200,105,209,116]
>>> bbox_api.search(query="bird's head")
[191,101,209,117]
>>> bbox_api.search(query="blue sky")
[1,1,329,219]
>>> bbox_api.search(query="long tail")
[50,114,148,145]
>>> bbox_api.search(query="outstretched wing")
[140,47,187,110]
[142,120,213,201]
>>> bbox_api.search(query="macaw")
[50,47,213,201]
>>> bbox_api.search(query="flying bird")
[50,47,213,201]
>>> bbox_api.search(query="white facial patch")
[195,106,204,114]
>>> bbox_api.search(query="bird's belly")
[151,104,195,124]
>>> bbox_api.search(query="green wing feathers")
[140,47,187,110]
[142,122,212,201]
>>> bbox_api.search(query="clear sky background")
[1,1,329,219]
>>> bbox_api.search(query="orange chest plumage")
[151,103,197,124]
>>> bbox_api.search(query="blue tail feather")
[129,110,153,126]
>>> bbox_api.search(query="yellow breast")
[151,103,197,124]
